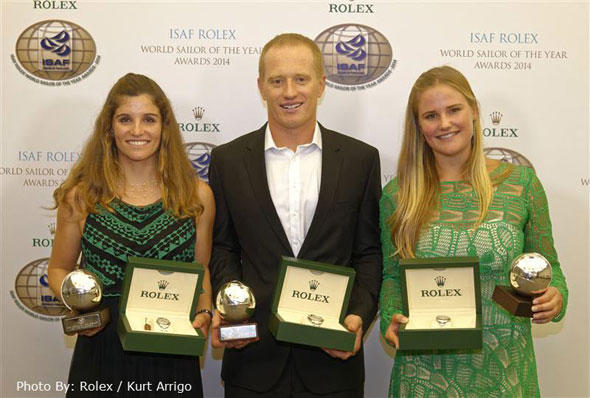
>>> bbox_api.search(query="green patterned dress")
[67,199,202,398]
[379,163,568,398]
[82,199,196,296]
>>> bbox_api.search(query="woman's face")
[112,94,162,167]
[417,84,477,164]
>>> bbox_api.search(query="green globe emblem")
[483,147,535,172]
[14,257,68,317]
[15,19,96,81]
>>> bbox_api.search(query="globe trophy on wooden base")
[493,253,552,317]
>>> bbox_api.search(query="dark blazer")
[208,123,382,394]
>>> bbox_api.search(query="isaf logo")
[11,257,68,320]
[335,35,367,75]
[315,23,396,90]
[40,29,72,70]
[483,147,535,172]
[184,142,216,183]
[14,20,98,83]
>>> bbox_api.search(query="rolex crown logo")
[47,222,56,236]
[490,111,503,125]
[434,276,446,287]
[158,280,169,290]
[192,106,205,120]
[309,279,319,291]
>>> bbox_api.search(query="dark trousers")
[224,355,363,398]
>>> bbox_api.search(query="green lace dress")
[67,199,202,397]
[379,163,568,398]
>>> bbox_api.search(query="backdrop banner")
[2,1,588,397]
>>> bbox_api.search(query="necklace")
[126,180,160,195]
[121,180,161,205]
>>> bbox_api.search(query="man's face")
[258,44,325,134]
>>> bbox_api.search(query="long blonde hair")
[390,66,491,258]
[53,73,203,218]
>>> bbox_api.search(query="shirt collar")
[264,123,322,152]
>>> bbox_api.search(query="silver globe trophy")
[493,253,552,317]
[216,280,258,341]
[61,269,111,333]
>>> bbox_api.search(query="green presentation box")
[269,257,356,352]
[398,256,482,350]
[117,256,205,356]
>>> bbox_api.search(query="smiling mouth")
[127,140,150,146]
[437,132,459,140]
[281,103,302,110]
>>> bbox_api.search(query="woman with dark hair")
[48,73,214,397]
[380,66,568,397]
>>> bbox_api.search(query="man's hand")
[322,314,363,360]
[69,325,106,337]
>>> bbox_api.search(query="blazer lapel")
[243,125,294,257]
[299,125,343,256]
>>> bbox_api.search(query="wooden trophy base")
[492,285,533,317]
[62,306,111,333]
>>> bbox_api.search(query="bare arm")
[48,190,85,301]
[192,180,215,337]
[47,190,105,336]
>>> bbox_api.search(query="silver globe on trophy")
[492,253,552,317]
[215,280,258,341]
[60,269,111,333]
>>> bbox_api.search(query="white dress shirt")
[264,124,322,257]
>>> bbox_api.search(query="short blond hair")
[258,33,325,78]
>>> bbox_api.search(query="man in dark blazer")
[208,33,382,397]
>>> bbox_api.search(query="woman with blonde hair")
[380,65,567,397]
[48,73,214,397]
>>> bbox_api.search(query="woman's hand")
[384,313,409,349]
[192,311,212,337]
[531,286,563,324]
